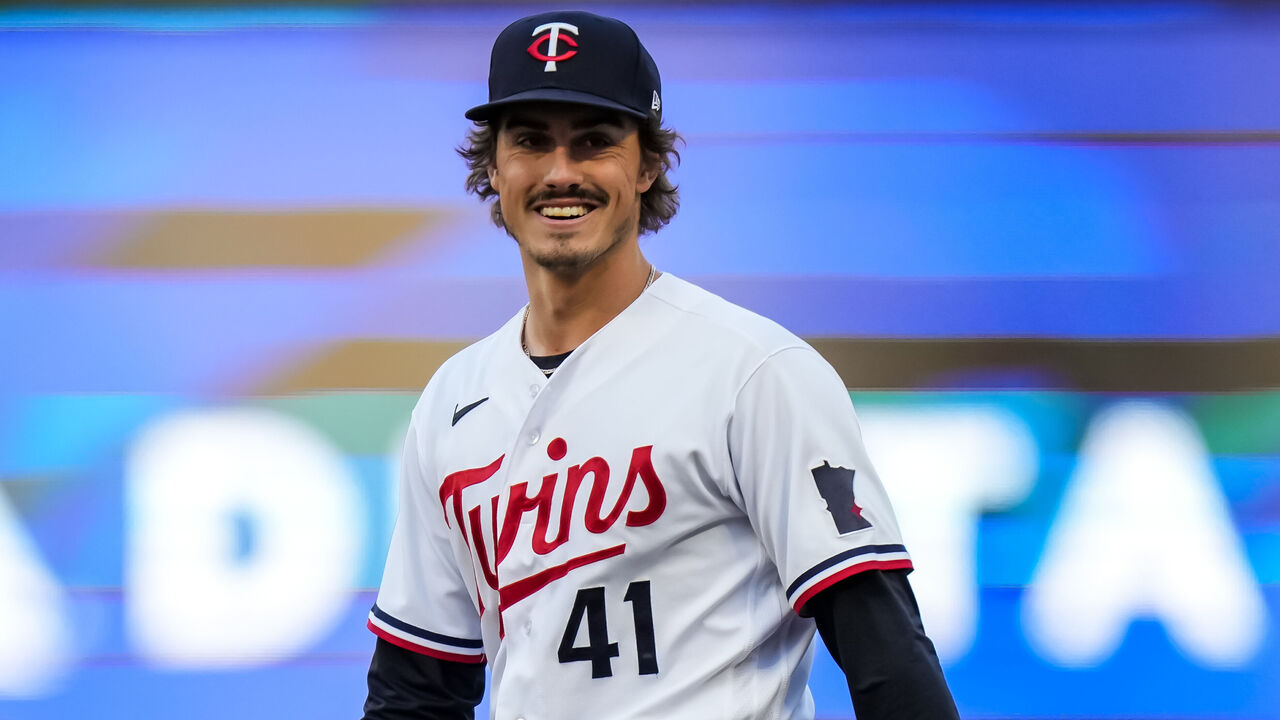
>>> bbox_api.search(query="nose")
[541,144,584,189]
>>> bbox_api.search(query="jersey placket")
[489,298,663,719]
[489,336,569,720]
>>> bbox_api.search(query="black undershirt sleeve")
[362,638,485,720]
[806,568,961,720]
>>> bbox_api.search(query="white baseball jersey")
[369,273,911,720]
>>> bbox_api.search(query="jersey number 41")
[558,581,659,678]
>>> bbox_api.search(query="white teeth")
[539,205,589,218]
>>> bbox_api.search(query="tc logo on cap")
[527,21,579,72]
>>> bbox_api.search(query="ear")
[636,155,659,194]
[487,163,499,188]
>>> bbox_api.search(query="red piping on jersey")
[791,559,914,614]
[498,543,625,611]
[367,619,486,664]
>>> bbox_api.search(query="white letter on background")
[0,493,71,696]
[1024,401,1266,667]
[127,408,362,667]
[859,406,1038,664]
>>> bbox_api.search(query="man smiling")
[362,10,958,720]
[484,103,662,353]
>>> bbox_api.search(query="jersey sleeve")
[728,346,912,614]
[368,411,486,664]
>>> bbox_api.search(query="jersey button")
[529,384,539,397]
[528,431,540,445]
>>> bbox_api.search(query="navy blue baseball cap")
[465,11,662,123]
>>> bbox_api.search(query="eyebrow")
[504,112,629,132]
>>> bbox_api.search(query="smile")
[539,205,592,219]
[531,196,602,223]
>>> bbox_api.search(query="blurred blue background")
[1,2,1278,718]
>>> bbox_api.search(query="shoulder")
[648,274,813,364]
[647,275,848,407]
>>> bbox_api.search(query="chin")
[529,248,599,273]
[515,231,597,268]
[515,213,632,272]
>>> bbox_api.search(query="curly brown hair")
[457,113,682,236]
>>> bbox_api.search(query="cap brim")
[465,87,647,122]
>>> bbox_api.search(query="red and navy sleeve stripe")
[366,603,486,664]
[787,544,912,614]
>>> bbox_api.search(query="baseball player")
[363,11,958,720]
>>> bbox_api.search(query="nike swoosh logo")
[451,397,489,427]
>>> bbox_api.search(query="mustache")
[527,188,609,209]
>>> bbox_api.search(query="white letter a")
[1023,401,1265,667]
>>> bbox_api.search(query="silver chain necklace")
[522,264,657,359]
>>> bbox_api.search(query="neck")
[521,243,653,356]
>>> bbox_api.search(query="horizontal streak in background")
[811,338,1280,392]
[95,210,441,268]
[257,340,468,394]
[252,337,1280,393]
[688,130,1280,146]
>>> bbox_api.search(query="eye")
[513,132,547,149]
[582,133,615,149]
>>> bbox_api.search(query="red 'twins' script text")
[437,439,667,611]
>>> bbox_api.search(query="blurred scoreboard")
[1,3,1278,719]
